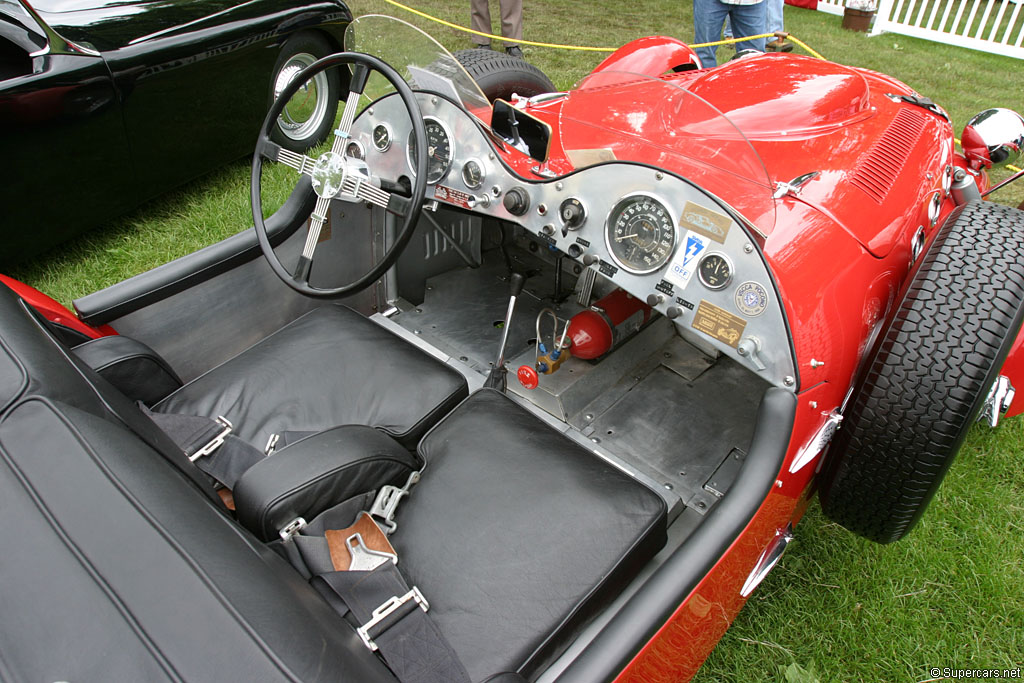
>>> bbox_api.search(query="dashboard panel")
[349,93,797,389]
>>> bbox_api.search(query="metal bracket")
[278,517,307,542]
[368,471,421,535]
[790,410,843,473]
[188,416,232,462]
[740,525,794,597]
[980,375,1015,428]
[773,171,820,199]
[357,587,430,651]
[345,532,398,571]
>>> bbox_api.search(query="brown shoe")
[765,39,794,52]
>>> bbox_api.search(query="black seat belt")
[140,407,266,489]
[275,494,471,683]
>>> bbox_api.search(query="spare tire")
[819,201,1024,544]
[454,49,556,102]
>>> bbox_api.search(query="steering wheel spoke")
[260,139,315,175]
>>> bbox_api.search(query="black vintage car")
[0,0,350,262]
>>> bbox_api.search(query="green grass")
[7,3,1024,681]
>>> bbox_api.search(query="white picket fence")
[813,0,1024,59]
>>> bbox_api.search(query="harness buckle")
[356,586,430,652]
[345,532,398,571]
[188,416,232,462]
[279,517,307,542]
[368,470,421,535]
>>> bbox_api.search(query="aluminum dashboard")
[349,92,797,388]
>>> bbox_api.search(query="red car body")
[5,29,1022,681]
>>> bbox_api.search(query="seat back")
[0,284,395,681]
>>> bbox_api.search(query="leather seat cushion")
[155,305,468,449]
[393,389,668,681]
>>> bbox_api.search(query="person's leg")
[470,0,493,47]
[730,1,767,53]
[694,0,728,68]
[766,0,784,33]
[499,0,523,45]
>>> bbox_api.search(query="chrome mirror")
[962,108,1024,169]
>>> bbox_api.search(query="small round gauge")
[372,123,392,152]
[698,253,733,290]
[605,194,677,274]
[407,117,453,184]
[462,159,484,189]
[345,140,365,160]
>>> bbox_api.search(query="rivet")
[555,182,564,191]
[811,359,825,368]
[430,96,438,105]
[784,376,795,386]
[744,243,754,254]
[368,108,374,115]
[664,483,674,490]
[775,480,783,488]
[809,400,818,409]
[655,172,664,180]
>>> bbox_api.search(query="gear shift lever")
[484,271,526,392]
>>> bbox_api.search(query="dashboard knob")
[582,253,599,266]
[646,293,664,306]
[503,187,530,216]
[567,244,583,259]
[559,198,586,229]
[666,306,683,319]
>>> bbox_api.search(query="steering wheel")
[251,53,428,297]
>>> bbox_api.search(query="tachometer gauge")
[407,117,453,184]
[605,194,677,274]
[698,252,733,290]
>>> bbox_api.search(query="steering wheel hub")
[311,151,348,199]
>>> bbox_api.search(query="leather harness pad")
[326,513,397,572]
[155,305,468,449]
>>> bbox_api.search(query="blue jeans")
[693,0,767,68]
[767,0,784,34]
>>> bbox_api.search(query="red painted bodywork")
[0,274,116,339]
[4,34,1021,681]
[479,44,1024,680]
[589,35,704,74]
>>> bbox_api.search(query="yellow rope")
[378,0,823,56]
[380,0,1021,174]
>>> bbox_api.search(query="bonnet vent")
[850,108,927,204]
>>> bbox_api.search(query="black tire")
[819,201,1024,544]
[269,32,340,152]
[454,48,556,102]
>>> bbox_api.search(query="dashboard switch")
[666,306,683,319]
[559,198,586,229]
[646,293,664,306]
[582,253,600,266]
[503,187,531,216]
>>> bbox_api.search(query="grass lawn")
[7,2,1023,681]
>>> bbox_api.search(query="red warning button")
[517,365,539,390]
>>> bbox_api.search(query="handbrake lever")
[484,271,527,392]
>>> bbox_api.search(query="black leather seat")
[154,305,468,449]
[392,390,668,680]
[0,286,399,681]
[1,284,667,681]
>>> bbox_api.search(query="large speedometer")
[605,194,677,274]
[406,116,452,184]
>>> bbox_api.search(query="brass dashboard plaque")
[692,299,746,348]
[680,201,731,244]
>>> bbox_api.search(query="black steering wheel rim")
[251,51,428,298]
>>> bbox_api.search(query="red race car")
[2,14,1023,682]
